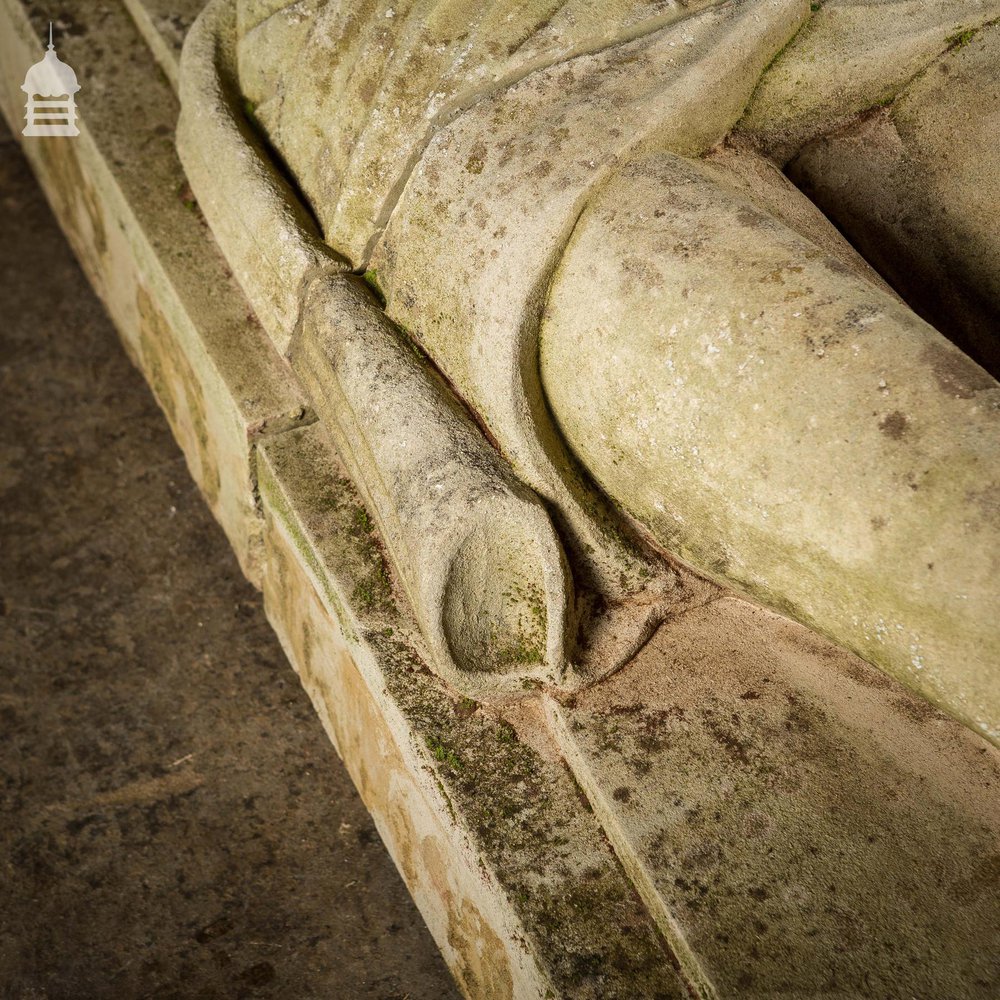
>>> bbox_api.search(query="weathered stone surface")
[120,0,206,90]
[177,0,347,354]
[736,0,1000,164]
[181,2,732,674]
[289,274,571,695]
[221,0,811,677]
[235,0,725,263]
[257,424,694,999]
[367,0,802,667]
[0,0,311,582]
[788,22,1000,376]
[539,150,1000,742]
[548,596,1000,999]
[702,136,896,295]
[174,0,1000,726]
[200,0,1000,746]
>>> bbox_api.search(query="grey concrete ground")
[0,124,460,1000]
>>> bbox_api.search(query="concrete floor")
[0,126,460,1000]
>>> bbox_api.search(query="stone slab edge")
[0,0,312,583]
[119,0,206,93]
[256,425,696,999]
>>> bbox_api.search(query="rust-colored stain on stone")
[35,139,107,264]
[136,285,220,507]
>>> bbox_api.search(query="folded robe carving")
[178,0,1000,740]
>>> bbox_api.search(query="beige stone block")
[548,596,1000,998]
[13,2,999,994]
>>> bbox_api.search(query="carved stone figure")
[178,0,1000,741]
